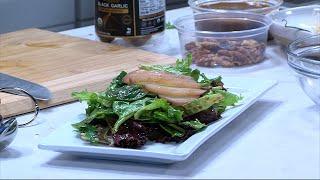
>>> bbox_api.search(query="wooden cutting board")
[0,28,176,117]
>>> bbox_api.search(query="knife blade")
[0,73,52,101]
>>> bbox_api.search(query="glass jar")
[95,0,166,46]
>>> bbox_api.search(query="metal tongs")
[0,87,39,150]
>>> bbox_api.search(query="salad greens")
[72,55,242,146]
[165,22,176,29]
[75,124,98,143]
[160,124,185,137]
[112,98,152,132]
[134,99,183,123]
[180,119,207,130]
[140,54,211,87]
[106,71,149,101]
[182,93,224,116]
[212,87,243,114]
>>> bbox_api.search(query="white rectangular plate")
[38,77,277,164]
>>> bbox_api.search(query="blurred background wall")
[0,0,318,34]
[0,0,188,34]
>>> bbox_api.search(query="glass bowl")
[269,5,320,47]
[173,12,272,67]
[287,35,320,106]
[189,0,283,15]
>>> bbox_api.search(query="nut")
[185,39,266,67]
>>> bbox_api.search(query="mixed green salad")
[72,55,242,148]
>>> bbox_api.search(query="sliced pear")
[123,70,200,89]
[159,95,197,106]
[143,84,206,98]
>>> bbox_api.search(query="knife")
[0,73,52,101]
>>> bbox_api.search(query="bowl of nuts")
[174,12,272,67]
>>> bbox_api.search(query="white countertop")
[1,7,319,179]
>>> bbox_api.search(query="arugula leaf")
[183,93,224,116]
[72,91,113,114]
[140,64,189,77]
[212,88,242,106]
[134,99,168,118]
[211,76,224,87]
[72,91,115,134]
[165,22,176,29]
[175,54,193,74]
[160,124,185,137]
[106,71,148,101]
[180,120,207,131]
[140,54,203,82]
[77,125,98,143]
[106,84,148,101]
[167,106,183,121]
[72,91,97,102]
[211,88,243,114]
[72,108,114,130]
[168,124,186,133]
[134,99,183,123]
[140,54,215,88]
[113,98,152,132]
[199,73,212,87]
[108,71,127,90]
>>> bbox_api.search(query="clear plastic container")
[173,12,272,67]
[189,0,283,15]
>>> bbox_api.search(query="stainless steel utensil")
[0,73,52,101]
[0,117,17,151]
[0,87,40,127]
[0,87,40,151]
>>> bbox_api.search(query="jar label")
[95,0,165,37]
